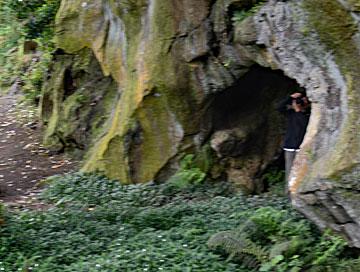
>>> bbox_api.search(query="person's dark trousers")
[284,150,297,194]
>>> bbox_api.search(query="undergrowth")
[232,0,267,24]
[1,172,360,271]
[262,166,285,195]
[0,0,60,102]
[167,154,207,189]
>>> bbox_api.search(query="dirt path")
[0,94,78,209]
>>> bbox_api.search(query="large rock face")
[41,0,360,245]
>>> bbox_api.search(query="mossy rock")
[40,48,118,156]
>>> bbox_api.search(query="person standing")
[277,92,311,193]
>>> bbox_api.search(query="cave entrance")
[206,65,307,193]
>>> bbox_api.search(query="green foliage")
[24,0,60,40]
[0,6,21,53]
[208,206,356,272]
[310,230,348,266]
[1,172,359,271]
[0,0,60,48]
[262,167,285,186]
[0,2,23,86]
[0,202,5,225]
[208,230,268,269]
[232,10,248,24]
[262,166,285,196]
[3,0,60,39]
[5,0,45,19]
[0,47,22,87]
[0,0,59,101]
[232,0,267,24]
[167,154,206,189]
[21,48,53,102]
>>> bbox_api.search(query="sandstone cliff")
[40,0,360,246]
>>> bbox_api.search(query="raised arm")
[276,95,293,113]
[276,93,303,113]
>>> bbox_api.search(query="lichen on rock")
[40,48,118,156]
[41,0,360,246]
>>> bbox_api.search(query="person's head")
[293,94,310,111]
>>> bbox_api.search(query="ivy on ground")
[1,172,360,271]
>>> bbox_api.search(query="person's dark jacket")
[277,96,310,149]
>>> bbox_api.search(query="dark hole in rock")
[53,48,66,56]
[211,65,299,131]
[205,65,307,192]
[63,68,76,99]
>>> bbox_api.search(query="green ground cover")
[1,172,359,272]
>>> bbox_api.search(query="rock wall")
[240,0,360,247]
[41,0,360,245]
[45,0,292,189]
[40,48,118,154]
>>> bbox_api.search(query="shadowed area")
[205,65,302,192]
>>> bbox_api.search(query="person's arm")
[276,93,303,113]
[276,95,293,113]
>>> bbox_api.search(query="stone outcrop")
[41,0,360,245]
[247,0,360,247]
[40,48,118,155]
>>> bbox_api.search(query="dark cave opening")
[63,68,76,99]
[211,65,301,131]
[205,65,306,192]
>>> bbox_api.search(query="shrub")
[0,2,23,86]
[262,167,285,186]
[23,0,61,40]
[6,0,45,20]
[261,166,285,196]
[208,207,355,272]
[167,154,206,189]
[0,0,60,96]
[21,48,54,103]
[4,0,60,39]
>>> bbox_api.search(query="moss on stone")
[40,47,118,158]
[41,62,67,149]
[303,0,357,55]
[303,0,360,177]
[347,0,360,11]
[194,144,214,174]
[131,96,180,182]
[82,0,200,183]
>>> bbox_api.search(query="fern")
[241,242,268,264]
[311,230,347,266]
[207,231,248,253]
[208,231,268,269]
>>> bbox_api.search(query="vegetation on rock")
[167,154,207,189]
[0,0,360,268]
[232,0,267,24]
